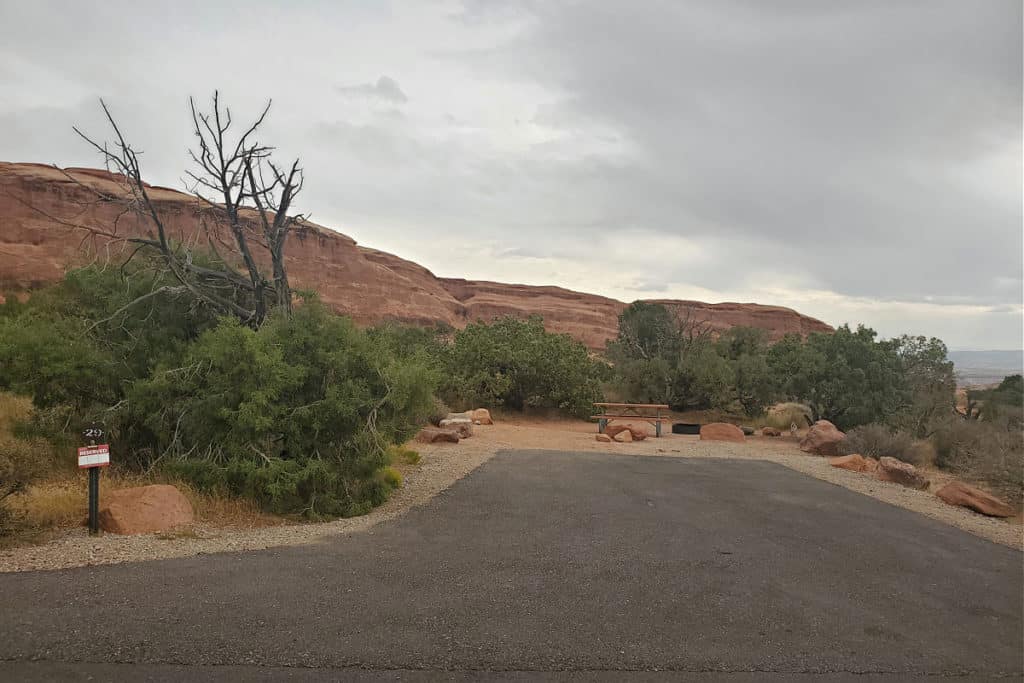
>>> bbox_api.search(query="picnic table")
[592,402,670,437]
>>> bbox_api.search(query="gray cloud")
[0,0,1020,347]
[336,76,408,103]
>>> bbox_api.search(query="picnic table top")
[593,402,670,410]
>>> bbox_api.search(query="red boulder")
[876,457,930,491]
[98,485,194,535]
[936,481,1015,518]
[799,420,845,456]
[699,423,745,443]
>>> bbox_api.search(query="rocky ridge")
[0,162,833,348]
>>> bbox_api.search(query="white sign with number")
[78,444,110,469]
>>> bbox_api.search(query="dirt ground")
[1,418,1020,572]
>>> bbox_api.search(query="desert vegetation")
[606,301,1021,504]
[1,97,1019,545]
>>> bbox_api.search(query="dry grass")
[0,392,32,435]
[6,469,284,539]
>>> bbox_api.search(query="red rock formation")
[0,162,833,348]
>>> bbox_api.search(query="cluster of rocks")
[595,424,649,443]
[416,408,493,444]
[799,420,1016,519]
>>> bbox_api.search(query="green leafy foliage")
[890,335,957,436]
[608,302,773,415]
[768,325,908,430]
[441,316,607,417]
[0,266,438,518]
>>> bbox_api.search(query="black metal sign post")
[87,467,100,535]
[78,424,109,537]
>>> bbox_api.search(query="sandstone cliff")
[0,162,832,348]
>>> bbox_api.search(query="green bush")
[0,266,441,519]
[119,303,438,516]
[387,445,421,465]
[838,424,916,463]
[442,316,607,418]
[164,455,397,518]
[608,303,777,415]
[769,326,908,430]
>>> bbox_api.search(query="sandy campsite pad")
[1,419,1020,572]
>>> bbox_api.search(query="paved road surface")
[1,450,1021,681]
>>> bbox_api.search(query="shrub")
[931,416,1023,504]
[838,424,917,463]
[761,403,813,431]
[608,304,777,414]
[379,466,403,489]
[165,455,397,519]
[387,445,421,465]
[769,326,908,430]
[426,396,451,427]
[128,304,439,517]
[442,316,607,418]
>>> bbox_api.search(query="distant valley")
[948,350,1024,387]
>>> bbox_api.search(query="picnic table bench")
[592,402,670,437]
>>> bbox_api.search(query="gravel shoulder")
[2,419,1019,572]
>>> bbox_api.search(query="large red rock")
[936,481,1015,518]
[0,162,833,350]
[799,420,845,456]
[876,457,930,491]
[97,485,193,535]
[699,423,745,443]
[415,427,459,444]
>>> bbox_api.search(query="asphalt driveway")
[1,450,1021,680]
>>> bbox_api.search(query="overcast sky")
[1,0,1021,349]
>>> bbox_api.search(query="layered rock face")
[0,162,832,348]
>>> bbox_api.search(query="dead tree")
[70,92,304,327]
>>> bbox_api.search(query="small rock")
[595,434,612,443]
[876,456,929,490]
[740,426,755,436]
[415,427,460,444]
[699,423,745,443]
[936,481,1015,518]
[829,454,871,473]
[761,427,781,437]
[447,422,474,439]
